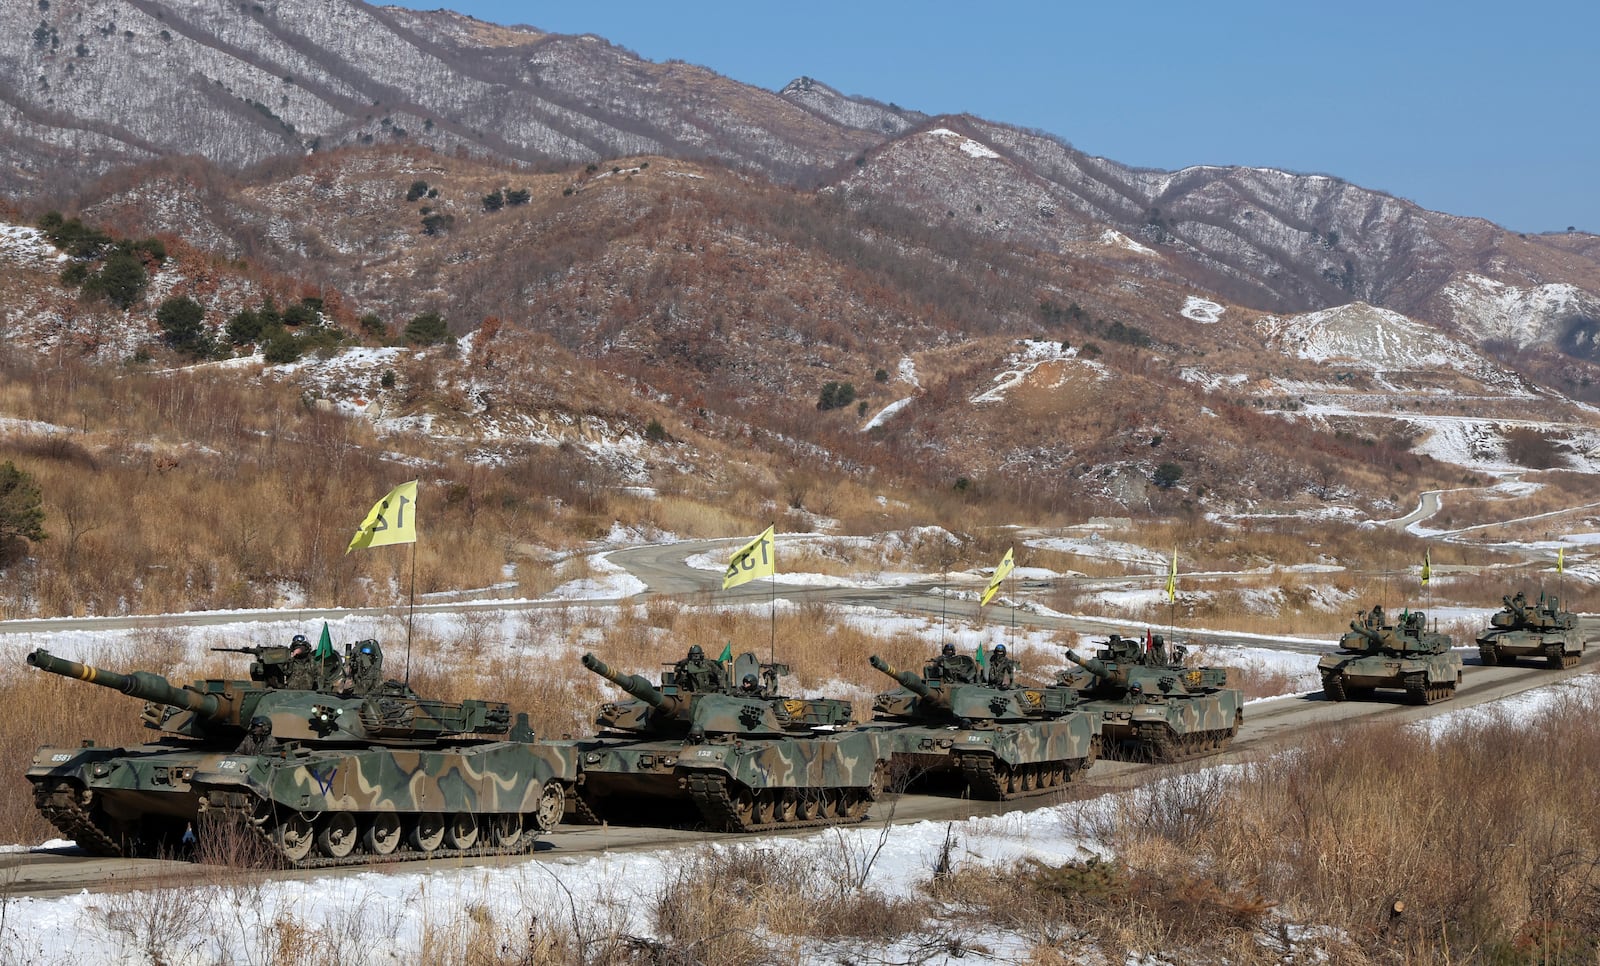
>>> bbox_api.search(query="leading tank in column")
[24,647,570,867]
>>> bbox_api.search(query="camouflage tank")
[25,647,570,867]
[1319,606,1462,704]
[575,651,887,832]
[858,653,1097,799]
[1476,591,1587,669]
[1058,634,1244,761]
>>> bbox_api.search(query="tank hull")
[857,712,1098,799]
[29,739,571,867]
[1476,628,1587,669]
[1081,690,1243,762]
[1318,652,1463,704]
[574,731,889,832]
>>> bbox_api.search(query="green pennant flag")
[975,639,988,669]
[717,642,733,663]
[314,621,335,660]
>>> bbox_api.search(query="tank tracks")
[683,767,884,833]
[32,781,131,857]
[1545,644,1582,669]
[1479,640,1582,669]
[1142,723,1240,763]
[1404,682,1456,705]
[958,752,1093,800]
[190,782,567,869]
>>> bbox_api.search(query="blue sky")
[389,1,1596,234]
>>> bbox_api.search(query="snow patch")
[1180,295,1224,324]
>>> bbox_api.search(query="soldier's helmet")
[290,635,310,656]
[687,644,704,660]
[359,643,376,656]
[248,715,271,734]
[993,644,1007,656]
[741,674,759,691]
[941,643,956,657]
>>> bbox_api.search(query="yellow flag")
[1166,548,1178,602]
[1558,546,1565,574]
[981,547,1014,606]
[1421,550,1432,585]
[723,526,775,589]
[346,480,419,553]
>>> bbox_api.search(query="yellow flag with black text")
[1421,550,1432,585]
[1558,546,1565,574]
[981,547,1014,606]
[1166,548,1178,602]
[346,480,418,553]
[723,526,776,589]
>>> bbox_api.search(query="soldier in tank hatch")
[928,642,981,684]
[674,644,728,692]
[986,643,1018,688]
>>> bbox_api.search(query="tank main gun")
[28,648,235,722]
[582,653,688,716]
[869,655,944,704]
[1064,649,1129,684]
[1345,619,1386,649]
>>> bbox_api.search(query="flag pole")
[404,540,416,686]
[769,523,777,668]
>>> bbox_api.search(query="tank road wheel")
[844,788,872,820]
[992,761,1019,799]
[363,813,402,856]
[315,812,359,860]
[774,790,798,825]
[867,761,888,802]
[409,813,446,853]
[1546,644,1565,670]
[1322,673,1347,702]
[731,786,758,828]
[488,814,523,850]
[272,813,315,864]
[795,791,824,821]
[1020,764,1039,793]
[533,782,565,833]
[1479,645,1500,666]
[444,813,479,850]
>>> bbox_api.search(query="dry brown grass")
[1026,699,1600,964]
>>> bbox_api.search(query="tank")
[575,651,888,832]
[25,647,572,867]
[857,653,1098,799]
[1476,591,1587,669]
[1319,606,1463,703]
[1055,634,1244,762]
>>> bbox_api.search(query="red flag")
[1145,628,1153,653]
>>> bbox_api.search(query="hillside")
[2,3,1600,620]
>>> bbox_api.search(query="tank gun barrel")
[1065,649,1124,682]
[581,653,684,713]
[869,655,941,702]
[27,649,225,719]
[1348,620,1383,644]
